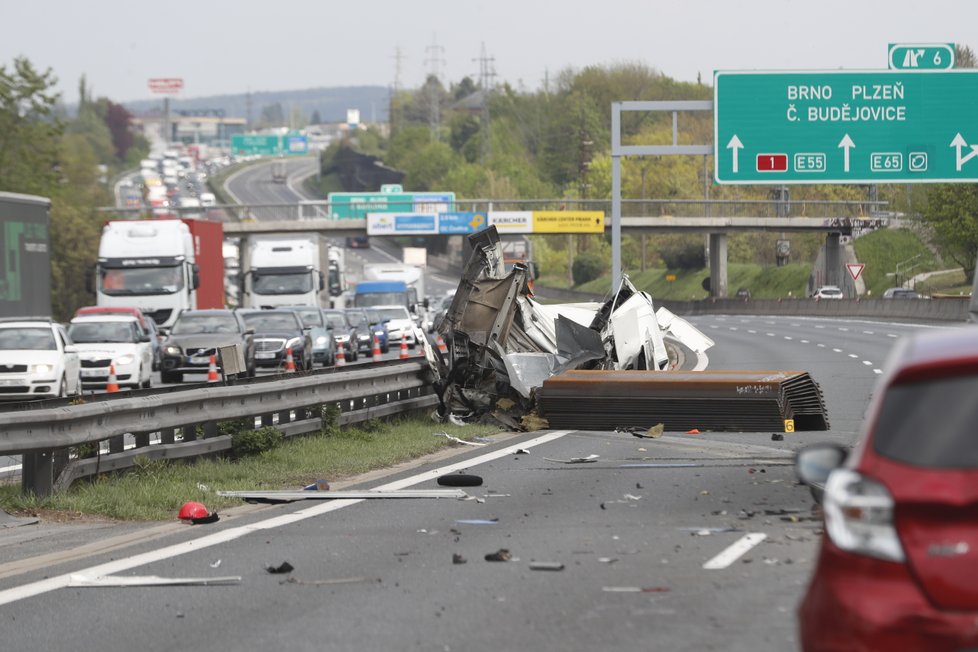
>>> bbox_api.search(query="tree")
[922,184,978,279]
[104,101,135,161]
[310,109,322,125]
[259,103,284,127]
[0,57,62,195]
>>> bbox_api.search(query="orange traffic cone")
[106,363,119,393]
[207,354,220,382]
[284,347,296,372]
[436,335,448,355]
[335,344,346,367]
[399,339,409,359]
[372,335,382,358]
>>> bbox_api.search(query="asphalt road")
[0,315,956,651]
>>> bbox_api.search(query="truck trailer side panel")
[184,219,225,309]
[0,192,52,318]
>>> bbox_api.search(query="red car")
[796,327,978,651]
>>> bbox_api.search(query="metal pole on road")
[611,103,622,292]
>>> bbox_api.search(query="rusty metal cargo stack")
[538,370,829,432]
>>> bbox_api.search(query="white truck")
[327,245,346,309]
[360,263,428,324]
[271,158,287,183]
[95,219,224,328]
[244,235,329,309]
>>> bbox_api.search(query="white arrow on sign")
[846,263,865,281]
[950,133,978,171]
[726,135,743,173]
[838,134,855,173]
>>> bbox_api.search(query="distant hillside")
[121,86,390,123]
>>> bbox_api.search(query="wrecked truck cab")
[432,226,715,427]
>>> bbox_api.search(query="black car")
[344,308,375,356]
[237,309,313,370]
[322,309,359,361]
[160,309,256,383]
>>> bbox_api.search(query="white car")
[0,319,81,400]
[371,305,418,348]
[812,285,845,299]
[67,315,153,390]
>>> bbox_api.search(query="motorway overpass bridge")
[103,198,889,298]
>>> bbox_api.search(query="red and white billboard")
[148,78,183,94]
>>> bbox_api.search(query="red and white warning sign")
[148,78,183,94]
[846,263,865,281]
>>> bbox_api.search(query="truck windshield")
[100,265,184,296]
[68,322,136,344]
[355,292,404,307]
[253,272,313,295]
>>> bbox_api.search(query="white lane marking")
[817,343,826,348]
[784,336,793,341]
[766,332,776,337]
[789,323,800,327]
[0,430,574,607]
[848,354,858,359]
[729,327,738,331]
[833,348,843,353]
[874,369,883,374]
[839,327,849,332]
[863,331,874,335]
[748,330,757,334]
[800,340,809,344]
[703,532,768,570]
[862,360,873,366]
[709,325,718,329]
[815,325,825,329]
[765,321,775,325]
[887,333,899,338]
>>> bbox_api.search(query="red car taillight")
[823,469,905,562]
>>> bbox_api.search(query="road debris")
[209,560,222,568]
[602,586,670,593]
[619,463,702,469]
[771,433,785,441]
[455,519,499,525]
[303,479,331,491]
[178,501,219,524]
[452,553,467,565]
[543,454,600,464]
[281,576,373,587]
[265,562,294,574]
[433,432,487,447]
[68,574,241,587]
[529,561,565,571]
[217,489,468,503]
[437,473,484,487]
[484,549,513,562]
[617,423,665,439]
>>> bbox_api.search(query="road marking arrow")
[950,133,978,171]
[838,134,855,173]
[726,135,743,173]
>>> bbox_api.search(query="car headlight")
[164,345,182,356]
[316,336,328,346]
[286,337,302,348]
[31,363,53,375]
[115,354,135,365]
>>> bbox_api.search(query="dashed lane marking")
[703,533,768,570]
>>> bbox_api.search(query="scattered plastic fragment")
[191,512,220,525]
[686,429,701,435]
[529,561,564,571]
[543,454,600,464]
[619,463,701,469]
[434,432,486,447]
[484,549,512,562]
[682,527,743,536]
[303,479,331,491]
[597,557,619,564]
[282,576,372,587]
[437,474,484,487]
[452,553,467,565]
[209,560,222,568]
[514,449,530,455]
[265,562,295,574]
[617,423,665,439]
[601,586,670,593]
[771,433,785,441]
[447,414,468,427]
[455,519,499,525]
[196,483,210,493]
[68,574,241,587]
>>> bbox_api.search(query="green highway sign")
[231,134,281,156]
[888,43,954,70]
[714,70,978,184]
[328,190,456,219]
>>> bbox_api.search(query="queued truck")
[0,192,52,318]
[94,218,224,327]
[355,262,429,328]
[243,235,330,309]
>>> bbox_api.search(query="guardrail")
[1,359,437,497]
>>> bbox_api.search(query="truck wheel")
[161,370,183,384]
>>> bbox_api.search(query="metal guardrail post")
[21,452,53,497]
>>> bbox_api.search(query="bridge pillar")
[708,233,728,298]
[824,233,843,288]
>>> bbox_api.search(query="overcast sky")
[2,0,974,102]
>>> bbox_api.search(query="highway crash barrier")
[537,370,829,433]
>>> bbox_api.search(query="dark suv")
[322,309,359,361]
[237,309,313,370]
[160,309,256,383]
[279,306,336,367]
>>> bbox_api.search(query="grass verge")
[0,417,501,522]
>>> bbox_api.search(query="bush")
[660,238,706,270]
[231,426,283,458]
[573,251,606,285]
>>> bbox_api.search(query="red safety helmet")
[178,501,209,521]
